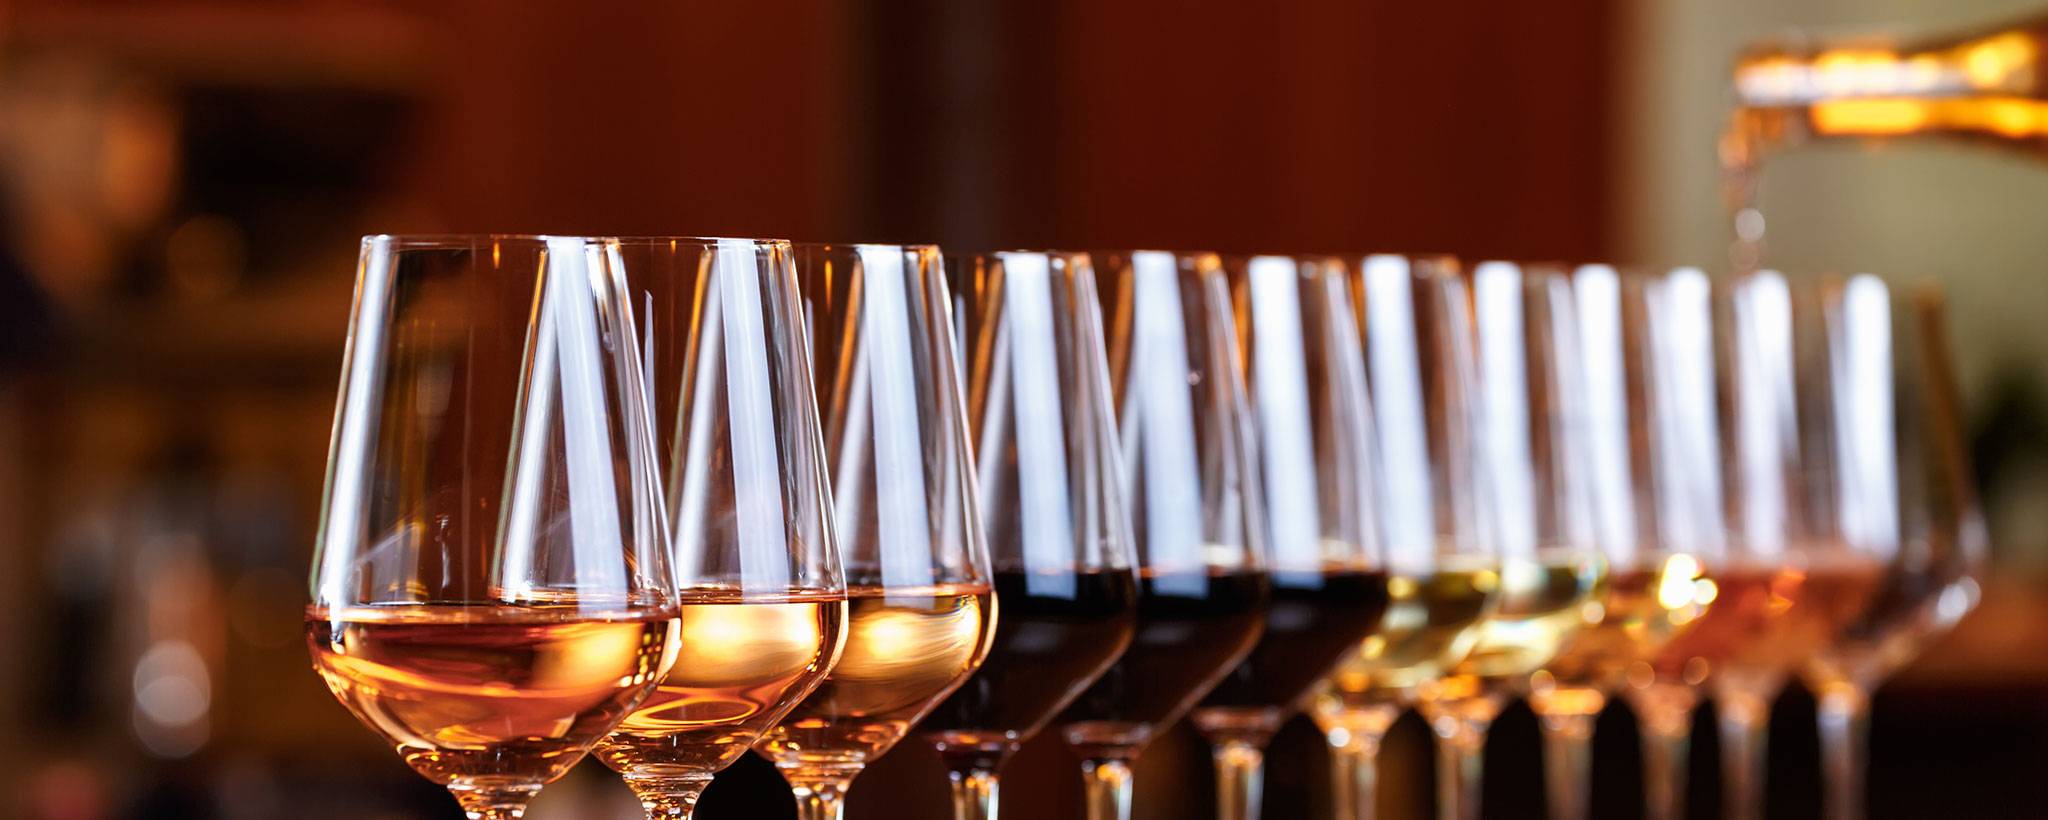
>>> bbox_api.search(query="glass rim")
[359,235,797,248]
[1218,251,1347,263]
[1359,250,1460,263]
[955,248,1093,259]
[361,233,572,249]
[604,235,792,247]
[1091,248,1225,260]
[791,241,942,253]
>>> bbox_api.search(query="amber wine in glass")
[753,244,998,820]
[306,236,677,820]
[591,238,849,819]
[308,608,673,786]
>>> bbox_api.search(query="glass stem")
[1627,682,1698,820]
[1079,757,1135,820]
[786,768,860,820]
[1714,678,1778,820]
[948,767,1000,820]
[1211,739,1267,820]
[1325,723,1390,820]
[1535,707,1599,820]
[1635,696,1695,820]
[1818,682,1872,820]
[623,774,713,820]
[447,784,541,820]
[1430,715,1491,820]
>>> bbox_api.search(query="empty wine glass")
[307,235,676,820]
[589,238,848,820]
[1413,261,1607,820]
[753,243,998,820]
[1310,254,1499,820]
[1193,254,1393,820]
[921,250,1139,820]
[1058,250,1269,820]
[1788,273,1985,820]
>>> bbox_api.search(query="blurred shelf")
[67,278,353,391]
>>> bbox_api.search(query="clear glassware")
[1640,269,1925,820]
[752,243,998,820]
[1798,273,1985,820]
[306,235,677,820]
[1552,265,1726,820]
[1524,264,1719,820]
[1056,250,1269,820]
[1309,254,1499,820]
[1413,261,1608,820]
[1777,272,1984,820]
[588,238,849,820]
[920,250,1139,820]
[1192,254,1393,820]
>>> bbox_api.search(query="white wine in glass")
[1312,254,1499,820]
[1519,264,1718,820]
[1412,261,1606,820]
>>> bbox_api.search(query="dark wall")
[854,0,1617,257]
[395,0,1617,259]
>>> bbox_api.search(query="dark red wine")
[918,569,1137,763]
[1199,569,1390,710]
[1058,570,1266,756]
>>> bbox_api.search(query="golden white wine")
[595,593,844,776]
[1318,565,1497,700]
[756,585,992,769]
[307,605,673,786]
[1458,551,1607,679]
[1418,550,1606,712]
[1529,556,1709,716]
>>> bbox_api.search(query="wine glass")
[1790,273,1985,820]
[1309,254,1500,820]
[752,243,998,820]
[307,235,677,820]
[1192,254,1393,820]
[1412,261,1608,820]
[1523,264,1718,820]
[1544,265,1726,820]
[588,238,849,819]
[1644,269,1892,820]
[1056,250,1269,820]
[920,250,1139,820]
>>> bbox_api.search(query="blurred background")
[4,0,2047,818]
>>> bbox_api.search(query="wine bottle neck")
[1736,24,2045,106]
[1729,24,2048,150]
